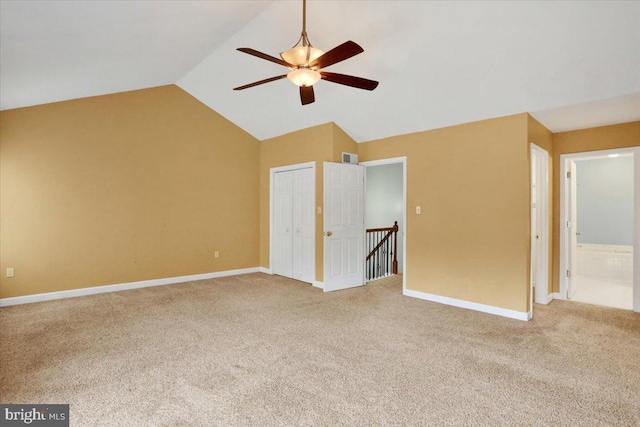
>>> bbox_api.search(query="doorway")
[270,162,315,284]
[530,144,550,311]
[361,157,407,292]
[560,147,639,311]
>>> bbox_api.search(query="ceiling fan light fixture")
[234,0,378,105]
[280,46,324,67]
[287,68,321,87]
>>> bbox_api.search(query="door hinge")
[566,221,571,228]
[566,270,571,278]
[566,171,571,179]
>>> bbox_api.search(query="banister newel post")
[392,221,398,274]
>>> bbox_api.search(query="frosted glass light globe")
[287,68,321,87]
[281,46,324,67]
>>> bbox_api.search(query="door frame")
[269,161,316,283]
[530,144,550,311]
[559,147,640,312]
[360,157,408,294]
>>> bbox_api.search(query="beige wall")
[551,121,640,292]
[0,85,260,299]
[359,114,530,313]
[527,115,554,301]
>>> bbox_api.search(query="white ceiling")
[530,93,640,133]
[2,1,639,142]
[0,1,272,110]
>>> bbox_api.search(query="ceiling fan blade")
[300,86,315,105]
[320,72,379,91]
[233,75,288,91]
[308,40,364,69]
[237,48,293,68]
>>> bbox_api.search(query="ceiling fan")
[233,0,378,105]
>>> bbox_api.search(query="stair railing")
[366,221,399,281]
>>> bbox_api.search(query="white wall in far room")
[365,163,403,272]
[575,156,634,246]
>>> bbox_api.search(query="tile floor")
[570,274,633,310]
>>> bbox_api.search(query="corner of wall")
[527,114,554,154]
[331,123,358,162]
[258,122,335,283]
[550,120,640,296]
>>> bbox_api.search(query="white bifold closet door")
[273,168,314,284]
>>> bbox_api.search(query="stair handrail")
[366,221,399,275]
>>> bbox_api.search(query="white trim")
[530,143,550,311]
[553,292,565,300]
[359,156,407,168]
[363,167,368,282]
[269,161,316,284]
[403,288,531,321]
[559,147,640,312]
[559,156,569,300]
[258,267,272,274]
[0,267,260,307]
[270,161,316,174]
[360,157,408,294]
[313,281,324,290]
[635,148,640,312]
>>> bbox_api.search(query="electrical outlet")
[6,268,14,278]
[214,251,220,258]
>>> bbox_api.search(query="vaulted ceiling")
[2,1,639,142]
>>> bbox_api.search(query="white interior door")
[530,144,550,307]
[568,160,579,298]
[324,162,365,292]
[292,168,314,283]
[274,171,293,278]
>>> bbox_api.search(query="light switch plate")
[416,206,421,214]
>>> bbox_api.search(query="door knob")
[326,231,332,236]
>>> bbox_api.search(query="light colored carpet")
[1,273,639,426]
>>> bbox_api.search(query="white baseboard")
[313,281,324,290]
[553,292,565,300]
[536,293,554,305]
[403,288,530,321]
[258,267,272,274]
[546,293,554,304]
[0,267,260,307]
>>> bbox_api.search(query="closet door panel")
[274,171,293,278]
[292,168,314,283]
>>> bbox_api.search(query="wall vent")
[342,152,358,164]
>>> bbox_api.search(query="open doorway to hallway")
[362,158,407,289]
[561,148,639,311]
